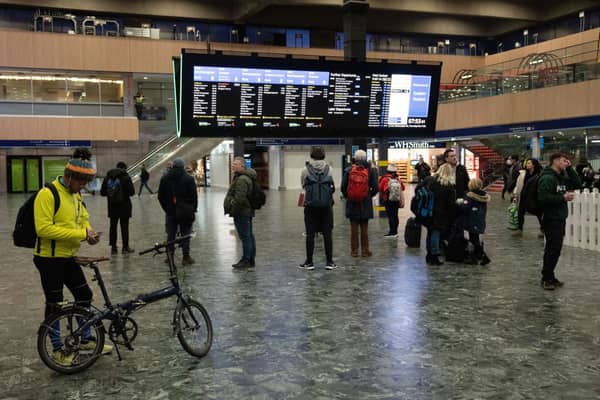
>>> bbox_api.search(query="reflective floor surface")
[1,188,599,399]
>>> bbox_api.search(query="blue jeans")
[165,215,193,256]
[234,216,256,261]
[426,228,441,256]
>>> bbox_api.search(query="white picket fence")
[565,189,600,251]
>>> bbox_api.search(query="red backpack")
[346,165,369,202]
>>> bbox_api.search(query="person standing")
[537,153,581,290]
[425,163,456,265]
[101,161,135,255]
[158,158,197,265]
[506,155,521,194]
[33,148,111,365]
[414,156,431,183]
[457,178,491,265]
[138,164,153,195]
[442,148,469,199]
[512,158,543,237]
[299,147,336,270]
[224,157,257,269]
[341,150,378,257]
[378,163,406,238]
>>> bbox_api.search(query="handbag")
[297,191,305,207]
[507,201,519,230]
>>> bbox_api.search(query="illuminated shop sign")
[389,140,440,149]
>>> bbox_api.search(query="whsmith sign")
[388,141,444,149]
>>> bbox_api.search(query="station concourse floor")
[1,187,599,400]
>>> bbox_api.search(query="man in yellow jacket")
[33,148,110,365]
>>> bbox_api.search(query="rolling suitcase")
[404,217,421,248]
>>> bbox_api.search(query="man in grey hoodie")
[299,147,336,270]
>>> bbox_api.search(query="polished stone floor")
[1,188,599,400]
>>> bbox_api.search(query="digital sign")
[177,52,441,137]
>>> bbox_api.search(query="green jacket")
[34,177,91,258]
[224,168,257,218]
[537,166,581,221]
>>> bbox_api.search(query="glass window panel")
[100,81,123,103]
[0,75,31,101]
[66,80,99,103]
[33,77,67,102]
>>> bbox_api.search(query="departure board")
[178,53,441,137]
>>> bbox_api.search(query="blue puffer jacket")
[457,189,490,234]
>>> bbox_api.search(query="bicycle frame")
[67,236,192,350]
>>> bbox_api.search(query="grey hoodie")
[301,159,333,188]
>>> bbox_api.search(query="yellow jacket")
[34,177,91,258]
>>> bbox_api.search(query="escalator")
[126,136,223,189]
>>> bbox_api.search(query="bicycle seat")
[74,256,110,266]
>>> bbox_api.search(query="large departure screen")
[178,53,441,137]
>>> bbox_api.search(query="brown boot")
[351,222,359,257]
[360,222,372,257]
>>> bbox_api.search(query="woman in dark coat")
[425,163,456,265]
[341,150,378,257]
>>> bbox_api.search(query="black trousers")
[109,216,130,249]
[468,232,483,259]
[384,200,400,235]
[304,207,333,263]
[34,256,93,318]
[517,202,543,231]
[542,219,566,280]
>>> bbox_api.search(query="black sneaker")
[181,256,195,265]
[111,247,118,255]
[541,279,556,290]
[325,261,338,270]
[299,261,315,270]
[248,259,255,267]
[122,247,135,254]
[431,256,444,266]
[552,278,564,288]
[480,254,491,266]
[232,259,251,269]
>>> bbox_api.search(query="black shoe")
[181,256,195,265]
[248,259,255,267]
[122,247,135,254]
[232,259,251,269]
[552,278,564,288]
[425,254,433,265]
[480,254,491,266]
[431,256,444,266]
[111,247,118,255]
[541,279,556,290]
[299,261,315,270]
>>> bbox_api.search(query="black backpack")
[248,179,266,210]
[106,176,124,204]
[304,164,334,208]
[521,174,540,214]
[13,183,60,250]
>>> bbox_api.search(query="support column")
[531,133,541,159]
[342,0,369,169]
[233,137,245,158]
[377,138,388,216]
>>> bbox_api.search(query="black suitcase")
[404,217,421,248]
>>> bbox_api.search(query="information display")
[177,53,441,137]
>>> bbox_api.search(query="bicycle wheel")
[174,298,213,358]
[37,307,105,374]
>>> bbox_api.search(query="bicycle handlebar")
[138,234,195,256]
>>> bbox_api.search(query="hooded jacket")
[537,166,581,221]
[158,166,198,217]
[100,168,135,218]
[224,168,257,218]
[458,189,491,234]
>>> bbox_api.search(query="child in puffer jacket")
[457,178,491,265]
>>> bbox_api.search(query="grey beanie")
[172,158,185,168]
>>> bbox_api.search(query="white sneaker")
[384,234,398,239]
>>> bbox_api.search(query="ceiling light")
[143,76,148,80]
[460,74,473,80]
[579,11,585,18]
